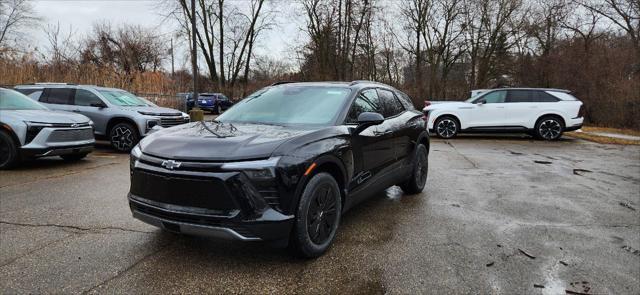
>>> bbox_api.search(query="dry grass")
[565,130,640,145]
[581,126,640,137]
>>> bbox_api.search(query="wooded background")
[1,0,638,128]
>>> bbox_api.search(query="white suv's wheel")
[435,116,459,139]
[535,116,564,140]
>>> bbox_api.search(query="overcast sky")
[30,0,302,70]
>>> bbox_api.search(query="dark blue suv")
[197,93,233,114]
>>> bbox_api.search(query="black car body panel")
[128,81,429,241]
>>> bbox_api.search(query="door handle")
[374,130,392,136]
[72,109,81,112]
[496,106,505,109]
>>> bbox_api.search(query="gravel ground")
[1,136,639,294]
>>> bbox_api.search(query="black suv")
[128,81,429,257]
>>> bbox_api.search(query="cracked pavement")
[1,136,639,294]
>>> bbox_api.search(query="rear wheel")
[434,116,459,139]
[0,130,18,169]
[535,116,564,140]
[109,122,139,152]
[60,153,89,161]
[216,105,222,114]
[401,144,428,194]
[290,172,342,258]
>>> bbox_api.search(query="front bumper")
[128,156,294,241]
[20,126,95,158]
[21,143,94,158]
[129,195,293,241]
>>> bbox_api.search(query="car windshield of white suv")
[99,90,149,107]
[0,89,48,110]
[217,86,351,126]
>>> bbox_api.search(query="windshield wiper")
[198,121,224,138]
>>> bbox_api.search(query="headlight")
[24,122,53,144]
[131,145,142,159]
[221,157,280,179]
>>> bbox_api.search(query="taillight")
[578,104,585,118]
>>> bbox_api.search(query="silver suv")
[14,84,190,152]
[0,88,95,169]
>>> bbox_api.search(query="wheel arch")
[106,117,141,136]
[292,154,348,213]
[434,113,462,129]
[535,113,566,128]
[0,123,21,146]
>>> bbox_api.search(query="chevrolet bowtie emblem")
[161,160,182,170]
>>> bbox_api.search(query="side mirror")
[476,99,486,105]
[90,102,107,108]
[354,112,384,134]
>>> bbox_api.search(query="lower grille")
[47,128,94,142]
[160,117,188,128]
[130,169,236,211]
[130,200,255,238]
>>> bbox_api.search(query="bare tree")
[578,0,639,51]
[0,0,38,52]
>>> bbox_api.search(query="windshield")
[98,90,149,106]
[217,86,351,126]
[0,89,48,110]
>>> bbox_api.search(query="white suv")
[423,88,584,140]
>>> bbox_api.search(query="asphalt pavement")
[1,136,639,294]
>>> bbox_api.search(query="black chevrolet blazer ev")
[128,81,429,257]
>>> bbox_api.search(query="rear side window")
[42,88,73,105]
[397,92,416,110]
[533,91,559,102]
[74,89,103,106]
[377,89,405,118]
[546,91,576,101]
[507,90,533,102]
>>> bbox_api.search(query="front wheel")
[434,116,459,139]
[290,172,342,258]
[0,130,19,170]
[400,144,428,194]
[109,122,139,152]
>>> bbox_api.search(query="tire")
[60,153,89,161]
[0,130,19,170]
[400,144,428,194]
[434,116,459,139]
[109,122,139,152]
[216,105,222,114]
[290,172,342,258]
[535,116,564,140]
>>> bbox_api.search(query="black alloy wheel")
[0,130,18,169]
[216,105,222,114]
[400,144,428,194]
[110,123,139,152]
[536,117,563,140]
[290,172,342,258]
[435,116,459,139]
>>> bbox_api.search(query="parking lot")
[1,136,639,294]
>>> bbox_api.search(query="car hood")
[120,106,183,116]
[423,101,471,111]
[3,110,91,124]
[139,122,316,161]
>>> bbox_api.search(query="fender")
[290,153,349,214]
[0,123,21,146]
